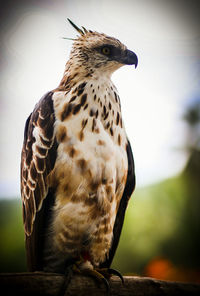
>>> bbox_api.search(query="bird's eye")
[101,47,111,55]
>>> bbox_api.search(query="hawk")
[21,19,137,281]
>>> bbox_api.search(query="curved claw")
[101,276,110,294]
[108,268,124,284]
[83,269,110,294]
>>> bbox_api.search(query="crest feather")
[82,26,88,34]
[67,18,84,35]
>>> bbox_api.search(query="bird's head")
[67,19,138,78]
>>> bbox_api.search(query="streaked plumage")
[21,19,137,273]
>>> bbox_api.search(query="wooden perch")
[1,272,200,296]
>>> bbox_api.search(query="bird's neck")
[57,58,113,92]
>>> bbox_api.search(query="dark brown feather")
[20,91,58,271]
[100,139,135,268]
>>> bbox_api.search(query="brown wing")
[100,139,135,268]
[21,91,58,271]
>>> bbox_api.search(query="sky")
[0,0,200,197]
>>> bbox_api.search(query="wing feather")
[21,91,58,270]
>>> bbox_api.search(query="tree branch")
[1,272,200,296]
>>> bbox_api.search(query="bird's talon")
[96,267,124,284]
[108,268,124,284]
[87,269,110,293]
[73,267,110,293]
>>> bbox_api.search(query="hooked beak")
[120,49,138,68]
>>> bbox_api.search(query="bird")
[21,19,137,284]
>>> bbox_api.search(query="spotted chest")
[49,79,128,265]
